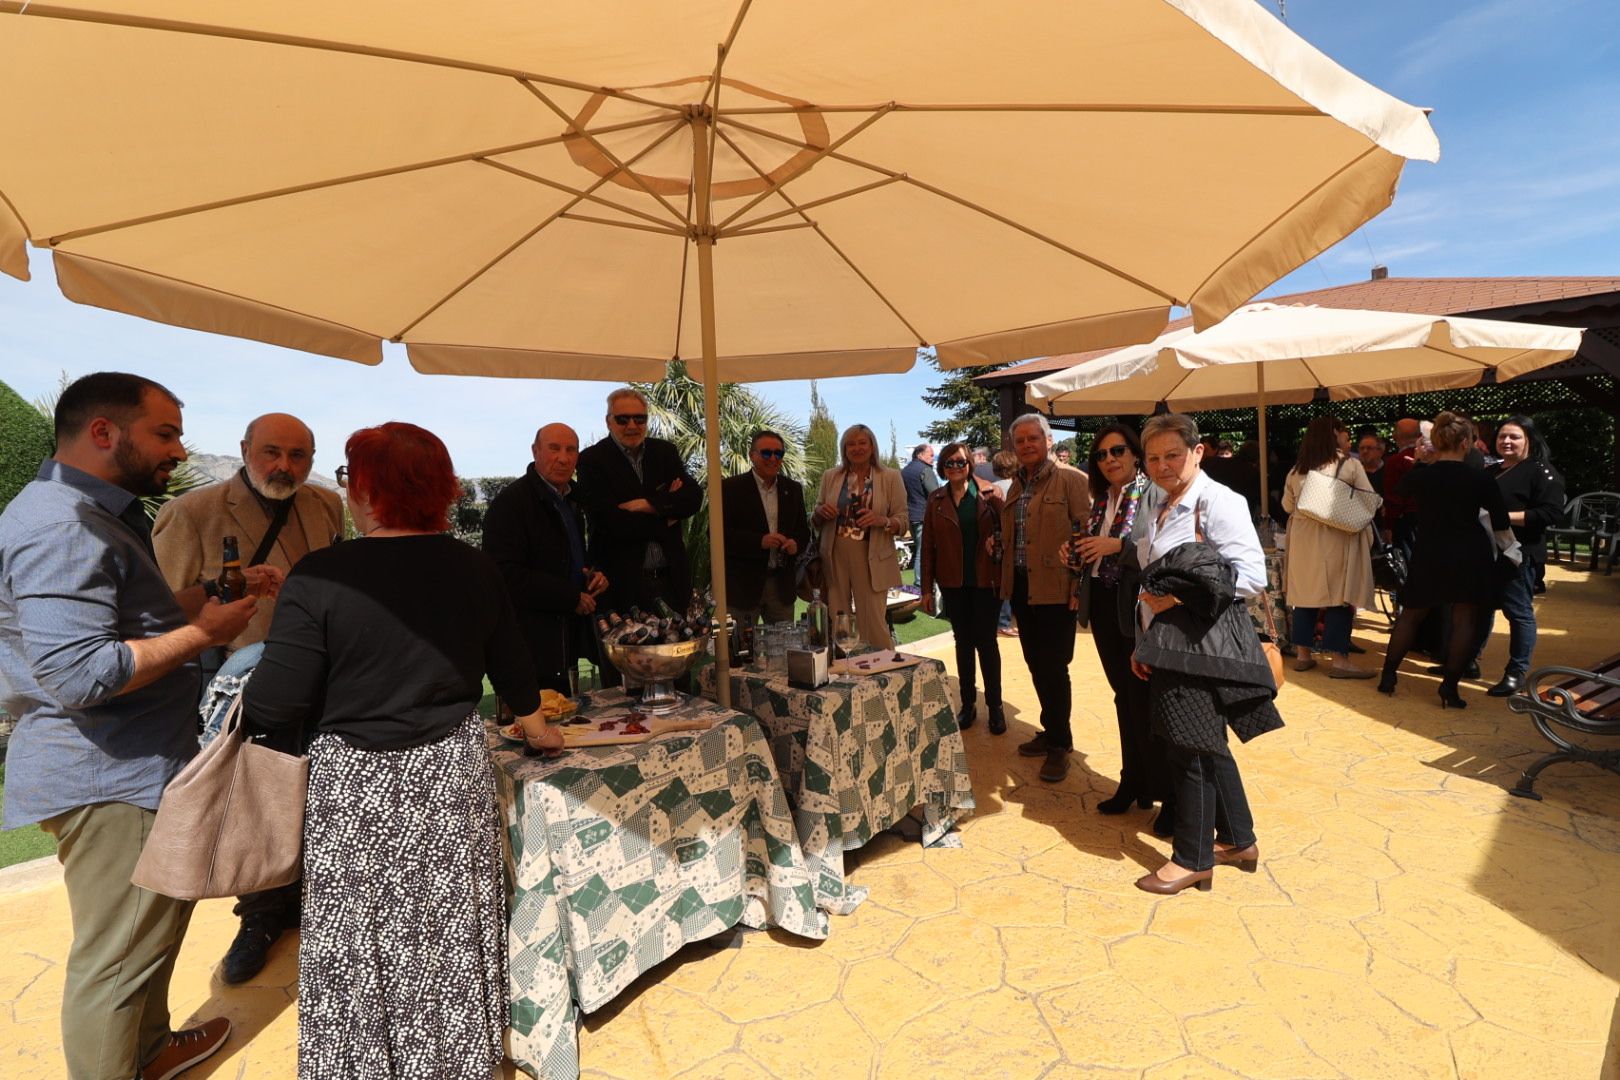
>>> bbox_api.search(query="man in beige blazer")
[152,411,342,984]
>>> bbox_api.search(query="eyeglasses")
[755,448,785,459]
[335,465,348,489]
[941,458,970,469]
[611,413,648,426]
[1092,445,1131,460]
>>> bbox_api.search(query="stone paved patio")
[3,565,1617,1079]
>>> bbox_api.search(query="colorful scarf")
[1086,472,1148,586]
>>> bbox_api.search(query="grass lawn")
[0,761,56,870]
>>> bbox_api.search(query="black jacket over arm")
[481,465,594,692]
[575,435,703,611]
[721,470,810,611]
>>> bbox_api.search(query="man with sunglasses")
[576,389,702,654]
[722,430,810,628]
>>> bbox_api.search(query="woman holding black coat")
[1064,424,1169,824]
[921,441,1006,733]
[1479,415,1565,697]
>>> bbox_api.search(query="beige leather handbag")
[131,694,308,900]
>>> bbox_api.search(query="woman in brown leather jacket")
[920,441,1006,733]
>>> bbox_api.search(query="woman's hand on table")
[517,711,565,754]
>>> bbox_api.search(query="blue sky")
[2,0,1617,477]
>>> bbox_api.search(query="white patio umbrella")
[1026,303,1586,505]
[0,1,1441,699]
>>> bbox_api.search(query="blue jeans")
[1291,604,1353,655]
[1477,553,1540,676]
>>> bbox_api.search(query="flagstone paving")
[2,565,1617,1079]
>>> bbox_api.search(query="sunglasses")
[755,448,785,459]
[1092,445,1131,460]
[335,465,349,488]
[611,413,648,426]
[942,458,970,469]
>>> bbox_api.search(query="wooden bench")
[1506,651,1620,799]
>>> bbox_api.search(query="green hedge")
[0,379,54,515]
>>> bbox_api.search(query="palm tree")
[634,362,808,589]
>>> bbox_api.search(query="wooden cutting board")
[501,710,716,748]
[831,650,925,677]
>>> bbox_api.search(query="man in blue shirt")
[0,372,263,1080]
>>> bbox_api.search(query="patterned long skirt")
[299,712,507,1080]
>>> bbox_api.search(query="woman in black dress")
[245,422,556,1080]
[1378,412,1509,708]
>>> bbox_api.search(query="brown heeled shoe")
[1214,843,1259,873]
[1134,866,1213,895]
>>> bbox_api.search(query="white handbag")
[1294,458,1382,533]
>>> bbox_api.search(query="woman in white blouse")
[1126,414,1271,895]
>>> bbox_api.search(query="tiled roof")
[980,276,1620,385]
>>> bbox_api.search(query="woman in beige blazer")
[813,424,907,649]
[1282,416,1377,678]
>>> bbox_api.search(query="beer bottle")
[218,535,249,603]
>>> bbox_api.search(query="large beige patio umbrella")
[1026,302,1586,506]
[0,1,1440,699]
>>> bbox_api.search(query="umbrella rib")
[478,159,676,230]
[723,176,905,234]
[1188,144,1380,305]
[720,102,1324,117]
[558,212,686,237]
[723,116,1177,305]
[389,119,687,341]
[712,126,926,345]
[725,221,819,239]
[42,116,672,246]
[714,105,895,231]
[1,2,688,114]
[702,0,755,115]
[672,183,696,361]
[521,80,691,227]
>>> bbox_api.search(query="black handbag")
[1370,532,1408,593]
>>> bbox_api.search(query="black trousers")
[1167,746,1256,872]
[1010,570,1075,750]
[940,585,1001,708]
[1089,579,1168,800]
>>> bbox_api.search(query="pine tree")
[805,381,839,481]
[884,420,902,469]
[919,349,1013,450]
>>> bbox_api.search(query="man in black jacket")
[575,388,703,616]
[483,423,608,694]
[722,430,810,627]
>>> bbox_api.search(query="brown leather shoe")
[1214,842,1260,873]
[1038,748,1070,782]
[141,1017,231,1080]
[1134,866,1213,894]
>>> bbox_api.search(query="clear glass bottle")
[805,588,830,651]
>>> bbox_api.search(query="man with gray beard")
[152,411,343,984]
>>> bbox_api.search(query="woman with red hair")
[245,422,555,1079]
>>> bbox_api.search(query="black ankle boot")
[1097,784,1138,815]
[986,703,1006,735]
[1437,681,1467,709]
[957,701,976,730]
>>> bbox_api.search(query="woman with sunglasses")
[813,424,908,649]
[920,442,1006,733]
[1062,424,1170,823]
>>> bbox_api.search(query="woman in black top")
[1478,415,1565,697]
[1378,413,1509,709]
[245,422,553,1080]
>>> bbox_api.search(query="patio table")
[489,691,828,1080]
[699,656,975,914]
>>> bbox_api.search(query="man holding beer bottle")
[152,411,342,984]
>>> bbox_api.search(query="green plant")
[805,381,839,482]
[0,377,57,515]
[920,348,1014,449]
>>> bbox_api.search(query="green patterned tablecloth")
[700,657,975,913]
[489,693,828,1080]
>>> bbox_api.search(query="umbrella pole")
[1256,365,1269,526]
[691,107,732,709]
